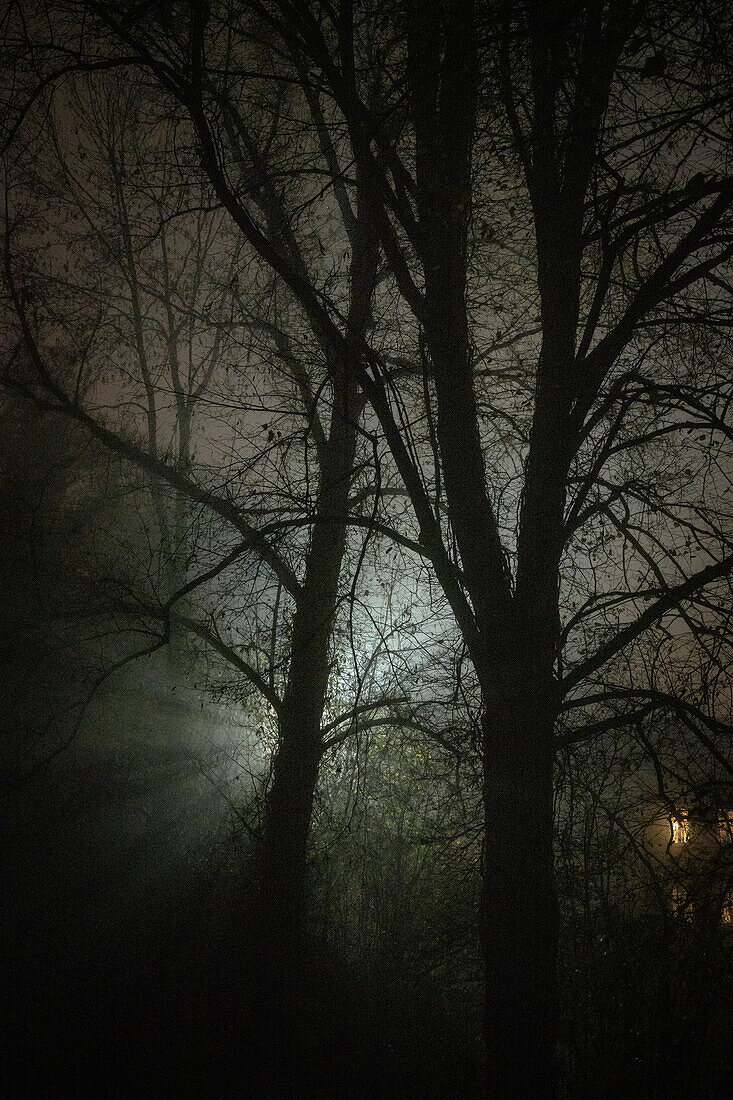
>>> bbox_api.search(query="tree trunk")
[240,365,376,1094]
[244,156,377,1065]
[244,372,360,1084]
[252,369,360,947]
[407,6,561,1093]
[251,715,323,1001]
[481,695,558,1100]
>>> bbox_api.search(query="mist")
[3,2,733,1098]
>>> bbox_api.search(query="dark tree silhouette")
[1,56,390,1048]
[3,2,733,1097]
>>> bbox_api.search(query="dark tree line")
[3,2,733,1097]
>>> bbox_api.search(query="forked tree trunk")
[407,2,560,1091]
[406,4,560,1091]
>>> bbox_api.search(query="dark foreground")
[4,872,731,1100]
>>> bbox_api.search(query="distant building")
[645,781,733,929]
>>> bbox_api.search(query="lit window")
[671,815,689,844]
[721,893,733,925]
[671,884,690,919]
[718,811,733,845]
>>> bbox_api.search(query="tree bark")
[481,694,558,1100]
[406,5,568,1093]
[248,163,378,1024]
[244,365,362,1086]
[251,360,361,938]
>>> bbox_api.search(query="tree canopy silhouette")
[3,2,732,1096]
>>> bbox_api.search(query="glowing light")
[717,811,733,845]
[671,815,689,844]
[671,884,689,918]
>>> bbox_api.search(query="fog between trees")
[2,2,733,1097]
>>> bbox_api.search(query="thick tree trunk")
[481,696,558,1099]
[408,7,561,1094]
[250,717,323,1036]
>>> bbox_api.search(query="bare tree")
[1,53,394,1035]
[3,2,733,1096]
